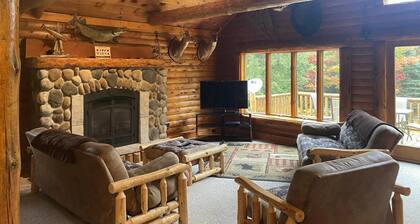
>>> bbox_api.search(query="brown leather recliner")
[26,127,189,224]
[236,151,410,224]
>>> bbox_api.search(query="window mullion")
[266,53,271,115]
[316,50,324,121]
[291,52,297,118]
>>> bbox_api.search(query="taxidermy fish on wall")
[69,16,125,43]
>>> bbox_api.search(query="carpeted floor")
[20,157,420,224]
[222,143,299,181]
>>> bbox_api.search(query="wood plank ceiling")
[41,0,228,30]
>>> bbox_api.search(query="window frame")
[384,0,420,5]
[241,49,340,122]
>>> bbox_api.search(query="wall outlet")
[94,46,112,58]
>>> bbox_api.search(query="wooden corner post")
[0,0,22,223]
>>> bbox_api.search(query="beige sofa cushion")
[126,152,179,215]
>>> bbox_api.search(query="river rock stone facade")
[35,67,168,142]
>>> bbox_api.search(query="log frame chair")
[140,136,226,186]
[108,163,189,224]
[30,145,189,224]
[236,149,411,224]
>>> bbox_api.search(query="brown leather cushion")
[282,151,399,224]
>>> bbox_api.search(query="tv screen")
[200,81,248,109]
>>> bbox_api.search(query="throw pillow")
[340,122,366,149]
[301,121,341,139]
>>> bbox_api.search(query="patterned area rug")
[220,143,299,182]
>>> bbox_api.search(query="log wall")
[20,12,216,136]
[216,0,420,145]
[19,12,217,176]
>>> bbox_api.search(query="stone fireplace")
[26,58,168,145]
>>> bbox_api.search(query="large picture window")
[242,49,340,122]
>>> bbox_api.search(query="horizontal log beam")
[25,57,164,69]
[148,0,311,25]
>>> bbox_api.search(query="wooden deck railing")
[249,92,339,120]
[407,98,420,124]
[249,93,420,124]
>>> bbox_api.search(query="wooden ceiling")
[41,0,228,30]
[23,0,309,31]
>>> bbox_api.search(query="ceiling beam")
[148,0,311,25]
[20,0,59,18]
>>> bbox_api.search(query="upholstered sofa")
[296,110,403,165]
[26,127,188,224]
[236,151,410,224]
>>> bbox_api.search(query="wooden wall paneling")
[386,44,396,125]
[375,41,388,121]
[0,0,21,222]
[339,47,352,121]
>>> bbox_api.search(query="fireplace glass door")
[84,89,139,147]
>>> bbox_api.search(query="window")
[243,49,340,122]
[384,0,420,5]
[394,45,420,147]
[245,53,266,114]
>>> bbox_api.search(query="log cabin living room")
[1,0,420,223]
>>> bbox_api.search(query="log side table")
[140,137,227,186]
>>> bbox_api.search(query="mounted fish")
[168,32,194,63]
[20,0,59,18]
[41,24,70,57]
[69,16,125,43]
[197,35,218,62]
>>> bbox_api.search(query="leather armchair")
[236,151,410,224]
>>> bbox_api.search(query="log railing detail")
[109,163,189,224]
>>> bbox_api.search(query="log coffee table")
[140,137,227,186]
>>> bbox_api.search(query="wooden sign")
[95,46,112,58]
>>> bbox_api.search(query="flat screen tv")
[200,81,248,109]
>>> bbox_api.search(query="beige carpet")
[221,143,299,181]
[20,158,420,224]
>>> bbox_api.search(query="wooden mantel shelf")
[25,57,165,69]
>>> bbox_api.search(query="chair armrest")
[394,184,411,196]
[235,176,304,223]
[109,163,188,194]
[392,184,411,224]
[309,148,391,163]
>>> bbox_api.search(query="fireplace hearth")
[26,57,168,146]
[84,88,139,147]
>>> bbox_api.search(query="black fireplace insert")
[84,88,139,147]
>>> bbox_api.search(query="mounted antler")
[197,35,218,62]
[168,32,194,63]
